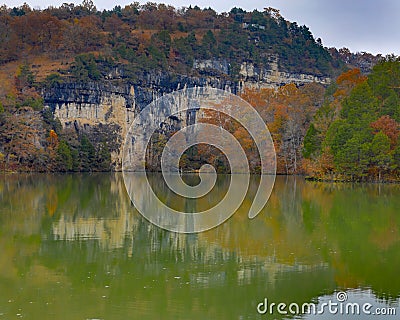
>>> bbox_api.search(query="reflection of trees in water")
[1,174,400,302]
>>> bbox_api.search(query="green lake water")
[0,173,399,319]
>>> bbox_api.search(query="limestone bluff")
[42,59,331,170]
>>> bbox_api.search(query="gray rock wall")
[43,62,330,169]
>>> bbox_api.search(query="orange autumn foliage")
[370,115,400,149]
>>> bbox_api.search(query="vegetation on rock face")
[144,82,326,174]
[0,58,113,172]
[0,2,396,178]
[148,59,400,180]
[303,57,400,182]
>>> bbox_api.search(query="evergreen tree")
[370,131,392,180]
[303,123,321,158]
[56,141,73,171]
[72,54,101,81]
[79,135,95,171]
[96,142,111,171]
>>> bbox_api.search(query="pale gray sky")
[2,0,399,55]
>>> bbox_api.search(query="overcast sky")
[2,0,399,55]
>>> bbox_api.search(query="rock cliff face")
[193,55,331,88]
[43,62,331,170]
[44,82,134,168]
[43,75,238,169]
[238,61,331,88]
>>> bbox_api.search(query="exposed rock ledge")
[193,56,331,88]
[43,63,330,169]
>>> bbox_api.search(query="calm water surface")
[0,173,399,319]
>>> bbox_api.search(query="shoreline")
[304,175,400,184]
[2,170,400,184]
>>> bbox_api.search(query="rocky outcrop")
[43,82,134,168]
[43,60,331,170]
[42,75,239,169]
[238,61,331,87]
[193,55,331,88]
[193,59,230,76]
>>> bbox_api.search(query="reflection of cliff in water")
[2,173,329,295]
[1,173,400,303]
[47,175,400,298]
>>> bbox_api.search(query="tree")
[48,129,59,148]
[56,140,73,171]
[336,136,371,180]
[306,61,400,181]
[270,84,319,174]
[72,53,101,81]
[81,0,96,14]
[368,56,400,120]
[96,142,111,171]
[393,142,400,170]
[303,123,321,159]
[44,73,63,88]
[341,81,378,125]
[370,132,392,181]
[201,30,217,59]
[46,129,59,170]
[311,68,366,132]
[42,107,62,134]
[241,83,323,174]
[15,63,35,92]
[103,14,126,36]
[79,135,95,171]
[370,115,399,149]
[151,30,171,58]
